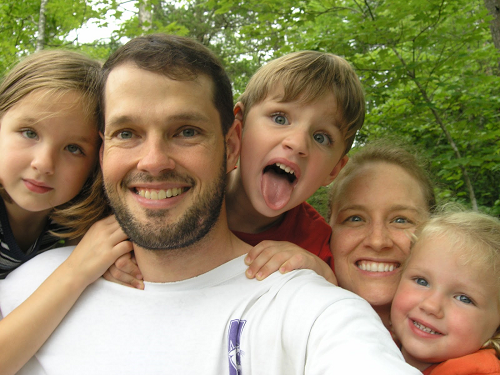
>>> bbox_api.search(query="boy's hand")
[62,215,135,288]
[244,240,338,285]
[103,252,144,290]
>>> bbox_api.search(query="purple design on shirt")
[228,319,246,375]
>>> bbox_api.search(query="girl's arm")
[244,240,338,285]
[0,215,133,375]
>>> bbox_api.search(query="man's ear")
[99,132,105,168]
[322,155,349,186]
[225,117,242,173]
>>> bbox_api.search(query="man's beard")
[104,160,226,251]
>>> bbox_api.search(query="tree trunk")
[139,0,152,33]
[484,0,500,69]
[36,0,48,52]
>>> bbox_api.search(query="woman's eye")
[313,132,332,146]
[345,215,363,223]
[66,144,84,155]
[271,114,288,125]
[455,294,473,305]
[394,217,410,224]
[22,129,38,139]
[415,278,428,287]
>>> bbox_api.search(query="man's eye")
[66,144,83,155]
[271,114,288,125]
[117,131,133,139]
[22,129,38,139]
[415,278,428,287]
[313,132,332,146]
[180,128,197,137]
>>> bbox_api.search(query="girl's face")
[0,90,99,213]
[391,235,500,371]
[329,162,428,309]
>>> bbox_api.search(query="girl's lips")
[23,179,53,194]
[409,317,444,337]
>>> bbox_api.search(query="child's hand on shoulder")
[61,215,136,288]
[244,240,338,285]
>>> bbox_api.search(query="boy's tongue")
[261,169,293,210]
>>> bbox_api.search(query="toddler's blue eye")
[455,295,473,304]
[415,278,428,287]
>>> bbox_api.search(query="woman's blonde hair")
[415,208,500,356]
[328,139,436,220]
[0,49,110,239]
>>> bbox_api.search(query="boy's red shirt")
[232,202,334,269]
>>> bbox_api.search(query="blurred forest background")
[2,0,499,218]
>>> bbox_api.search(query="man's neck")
[133,215,251,283]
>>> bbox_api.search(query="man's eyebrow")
[105,112,212,130]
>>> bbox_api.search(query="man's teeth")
[275,163,294,175]
[357,260,398,272]
[137,188,183,200]
[413,320,440,335]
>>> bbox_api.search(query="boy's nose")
[282,130,309,157]
[136,138,176,175]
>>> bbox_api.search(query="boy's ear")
[225,117,242,173]
[322,155,349,186]
[234,102,244,122]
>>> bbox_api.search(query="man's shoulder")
[0,246,74,314]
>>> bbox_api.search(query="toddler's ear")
[322,155,349,186]
[234,102,244,121]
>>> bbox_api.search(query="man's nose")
[136,137,176,175]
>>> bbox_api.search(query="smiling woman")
[328,140,436,328]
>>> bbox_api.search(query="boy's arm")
[245,240,338,285]
[0,215,133,375]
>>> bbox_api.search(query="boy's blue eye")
[66,144,83,155]
[22,129,38,139]
[415,277,428,287]
[313,132,331,145]
[455,294,473,305]
[272,114,288,125]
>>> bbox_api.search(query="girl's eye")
[22,129,38,140]
[66,144,84,155]
[455,294,473,305]
[117,131,133,139]
[271,114,288,125]
[313,132,332,146]
[415,277,428,287]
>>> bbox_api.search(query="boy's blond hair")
[238,51,365,154]
[415,209,500,356]
[0,49,109,239]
